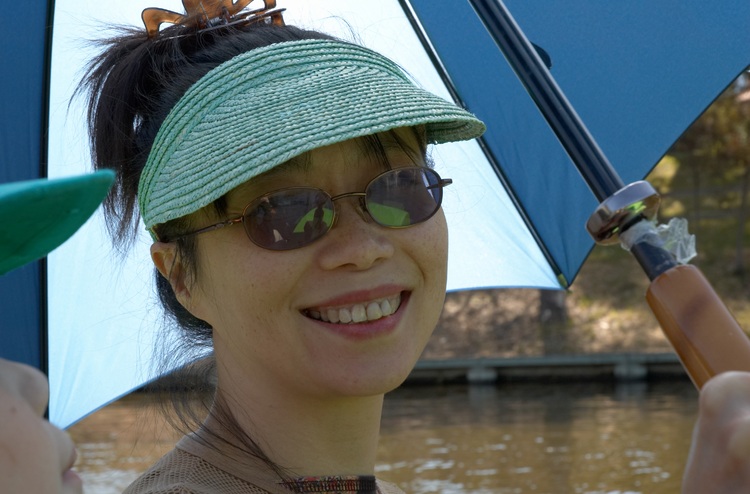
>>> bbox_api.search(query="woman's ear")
[150,242,193,308]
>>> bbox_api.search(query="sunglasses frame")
[161,167,452,250]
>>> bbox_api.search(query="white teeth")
[366,302,383,320]
[306,294,402,324]
[339,308,352,323]
[327,309,339,323]
[352,305,367,323]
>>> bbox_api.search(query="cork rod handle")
[646,264,750,389]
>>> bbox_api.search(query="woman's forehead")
[308,131,423,165]
[224,130,424,202]
[258,130,422,177]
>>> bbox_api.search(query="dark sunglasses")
[164,167,452,251]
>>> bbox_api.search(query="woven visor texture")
[138,39,486,229]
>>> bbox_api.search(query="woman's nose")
[316,198,395,271]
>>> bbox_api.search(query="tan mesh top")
[123,419,405,494]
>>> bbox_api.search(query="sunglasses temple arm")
[428,178,453,190]
[170,216,245,241]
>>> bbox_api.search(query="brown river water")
[68,379,698,493]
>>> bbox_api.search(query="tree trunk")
[538,289,568,355]
[734,161,749,278]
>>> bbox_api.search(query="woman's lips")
[304,293,402,324]
[301,286,410,340]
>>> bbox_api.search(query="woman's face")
[0,358,82,494]
[180,129,448,399]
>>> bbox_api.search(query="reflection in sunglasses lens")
[367,169,440,228]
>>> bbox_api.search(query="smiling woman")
[79,4,483,492]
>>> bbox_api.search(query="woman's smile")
[301,289,411,341]
[303,290,404,324]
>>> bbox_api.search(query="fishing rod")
[468,0,750,388]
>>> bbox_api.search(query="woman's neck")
[211,363,385,477]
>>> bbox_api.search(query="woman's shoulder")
[123,446,272,494]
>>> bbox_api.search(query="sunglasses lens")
[243,189,334,250]
[366,168,443,227]
[241,168,446,251]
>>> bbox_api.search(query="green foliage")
[662,72,750,274]
[591,70,750,277]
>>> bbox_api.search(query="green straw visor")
[139,39,486,230]
[0,170,115,275]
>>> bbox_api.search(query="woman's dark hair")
[79,18,430,481]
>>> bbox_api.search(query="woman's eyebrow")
[258,154,312,178]
[357,137,419,164]
[226,155,312,203]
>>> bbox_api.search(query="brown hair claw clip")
[142,0,285,38]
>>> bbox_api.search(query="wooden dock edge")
[406,352,686,384]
